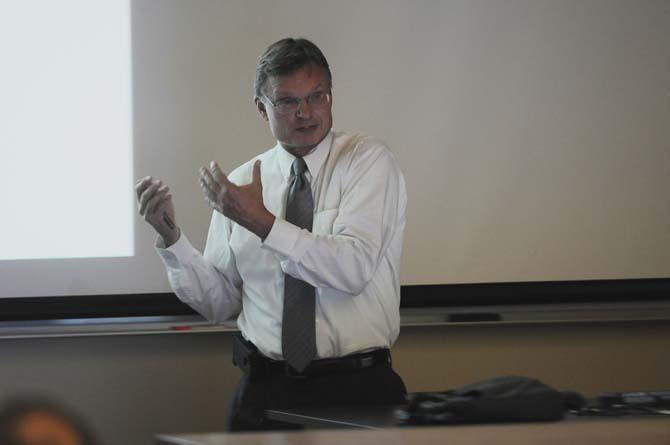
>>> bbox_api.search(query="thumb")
[252,160,262,186]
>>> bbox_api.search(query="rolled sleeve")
[262,218,306,262]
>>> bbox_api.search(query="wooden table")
[156,416,670,445]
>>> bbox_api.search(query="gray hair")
[254,38,332,97]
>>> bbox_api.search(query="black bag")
[396,376,568,424]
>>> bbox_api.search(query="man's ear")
[254,96,268,121]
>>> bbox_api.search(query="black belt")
[233,334,391,380]
[267,348,392,378]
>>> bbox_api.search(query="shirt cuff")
[261,217,306,262]
[155,232,194,269]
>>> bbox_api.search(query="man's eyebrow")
[272,85,329,98]
[272,92,294,99]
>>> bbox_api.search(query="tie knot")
[291,157,308,177]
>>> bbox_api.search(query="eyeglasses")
[264,91,331,115]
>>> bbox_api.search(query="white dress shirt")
[157,130,407,360]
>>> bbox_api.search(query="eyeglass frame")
[262,90,332,115]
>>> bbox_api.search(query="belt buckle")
[360,356,374,368]
[284,362,309,379]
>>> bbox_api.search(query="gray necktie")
[281,157,316,372]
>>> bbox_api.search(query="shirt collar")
[276,130,333,181]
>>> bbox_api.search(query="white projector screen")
[1,0,133,261]
[1,0,668,299]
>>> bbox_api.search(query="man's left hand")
[199,160,275,240]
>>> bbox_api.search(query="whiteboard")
[1,0,668,301]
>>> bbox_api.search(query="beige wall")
[1,321,669,445]
[124,0,670,296]
[394,322,670,394]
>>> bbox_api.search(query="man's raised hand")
[135,176,180,247]
[199,160,274,240]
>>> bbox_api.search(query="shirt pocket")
[313,209,339,235]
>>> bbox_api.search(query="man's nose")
[296,98,313,118]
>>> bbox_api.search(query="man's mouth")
[296,124,318,133]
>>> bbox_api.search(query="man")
[136,38,407,431]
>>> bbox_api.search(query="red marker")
[170,325,192,331]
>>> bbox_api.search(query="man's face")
[255,64,333,158]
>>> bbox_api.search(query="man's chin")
[282,135,326,157]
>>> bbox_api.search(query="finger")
[144,189,170,217]
[204,194,219,211]
[199,178,224,213]
[199,167,220,194]
[157,184,169,195]
[146,185,172,215]
[139,180,162,215]
[199,181,219,210]
[209,161,233,188]
[199,173,219,200]
[146,192,171,217]
[252,160,261,185]
[135,176,153,200]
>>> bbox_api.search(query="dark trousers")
[226,345,407,432]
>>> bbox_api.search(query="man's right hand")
[136,176,180,247]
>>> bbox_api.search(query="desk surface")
[265,405,400,429]
[156,416,670,445]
